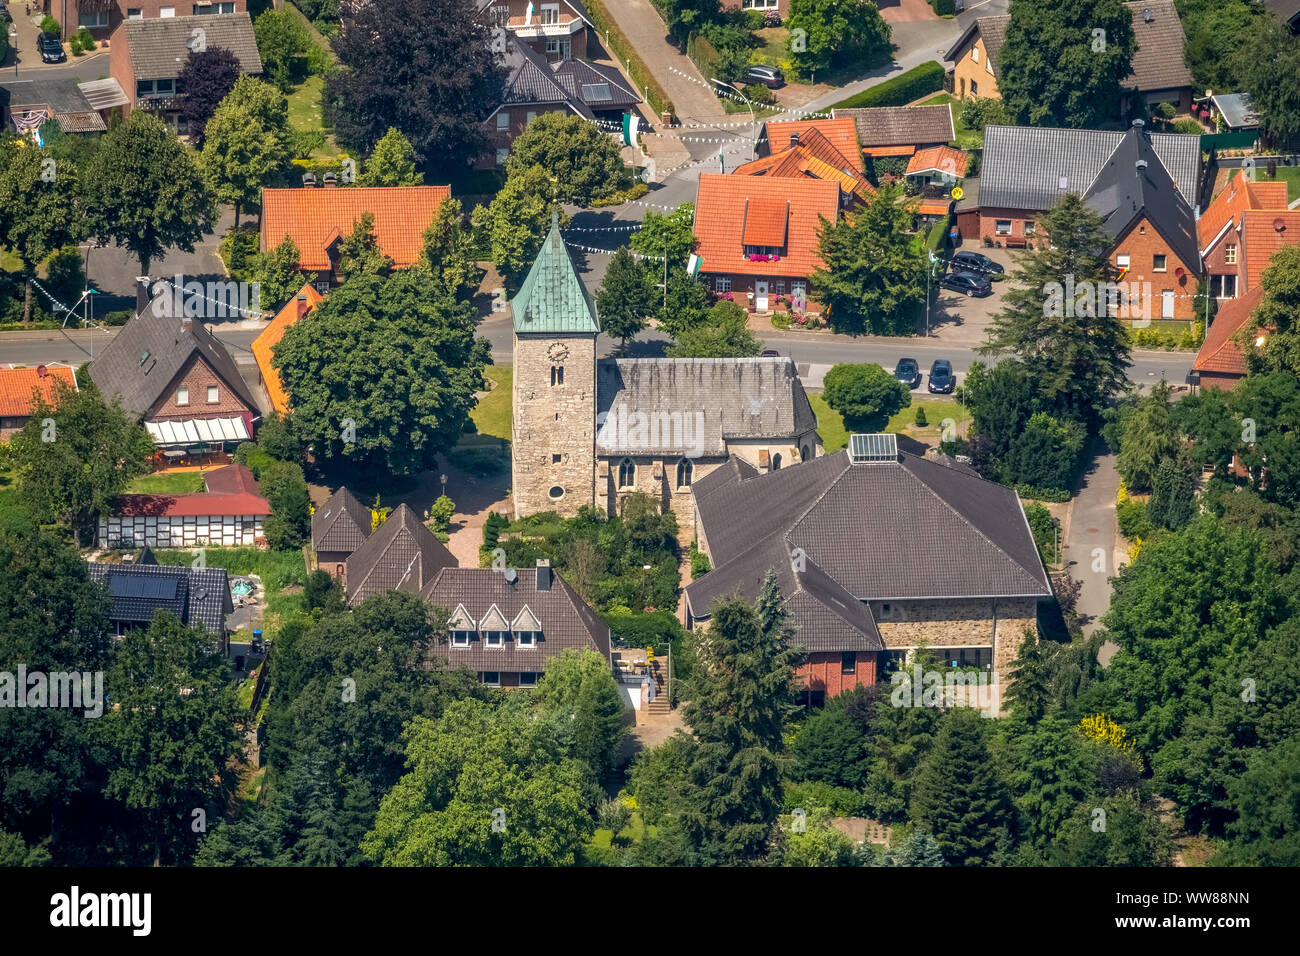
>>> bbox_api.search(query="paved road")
[1063,440,1122,640]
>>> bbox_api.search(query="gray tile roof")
[944,15,1009,70]
[833,104,954,147]
[500,35,596,118]
[88,300,259,420]
[595,357,818,457]
[87,561,232,637]
[422,566,610,672]
[121,13,263,81]
[344,504,456,607]
[512,215,601,335]
[0,77,107,133]
[978,123,1200,212]
[312,486,372,555]
[553,58,641,111]
[1265,0,1300,24]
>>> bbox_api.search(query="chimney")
[536,558,552,591]
[297,290,310,320]
[790,131,800,146]
[181,317,193,334]
[135,276,152,316]
[1136,159,1149,171]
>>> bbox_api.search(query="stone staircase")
[646,657,672,716]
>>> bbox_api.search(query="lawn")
[809,390,970,452]
[1255,166,1300,203]
[152,546,308,619]
[920,93,981,150]
[285,74,338,158]
[469,365,512,441]
[125,472,205,494]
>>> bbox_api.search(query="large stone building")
[510,216,821,530]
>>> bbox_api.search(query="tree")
[84,110,215,275]
[885,830,945,866]
[666,300,763,358]
[1147,457,1196,531]
[273,269,490,476]
[1232,371,1300,508]
[1001,411,1086,491]
[980,193,1131,425]
[787,0,892,77]
[909,709,1013,865]
[1179,0,1261,92]
[960,359,1043,463]
[303,569,345,615]
[260,460,312,550]
[811,186,927,335]
[361,698,596,866]
[822,363,910,431]
[1214,736,1300,865]
[1001,714,1095,853]
[253,7,314,91]
[1048,792,1174,866]
[534,649,628,784]
[200,75,293,226]
[772,807,860,866]
[103,613,242,865]
[657,271,712,338]
[429,494,455,536]
[471,165,563,283]
[178,47,242,144]
[596,247,656,348]
[997,0,1136,128]
[1115,380,1181,492]
[8,382,154,545]
[421,197,481,301]
[1238,244,1300,377]
[335,212,393,279]
[325,0,506,167]
[506,112,629,206]
[630,202,696,273]
[793,706,866,789]
[0,142,83,324]
[1005,630,1050,722]
[359,127,424,187]
[1236,21,1300,147]
[252,236,314,312]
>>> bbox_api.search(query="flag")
[687,254,702,278]
[525,2,534,24]
[622,112,639,147]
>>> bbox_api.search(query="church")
[510,217,822,538]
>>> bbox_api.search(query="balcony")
[509,15,582,39]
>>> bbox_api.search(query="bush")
[1173,118,1204,135]
[77,27,94,51]
[482,511,509,550]
[456,445,507,477]
[429,494,455,534]
[959,96,1012,131]
[220,226,261,280]
[831,61,945,110]
[1015,484,1071,503]
[70,35,83,56]
[868,154,909,184]
[290,127,327,160]
[782,780,867,817]
[743,83,774,105]
[1117,498,1152,541]
[40,16,61,38]
[929,0,955,14]
[101,310,133,327]
[590,182,649,208]
[1024,501,1059,564]
[689,543,710,577]
[914,406,928,426]
[1001,412,1085,493]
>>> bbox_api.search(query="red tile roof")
[1197,169,1290,251]
[1194,286,1264,376]
[693,174,841,279]
[863,144,916,157]
[906,145,970,177]
[742,197,790,247]
[735,129,876,204]
[0,364,78,417]
[200,464,260,496]
[260,186,450,271]
[114,464,270,518]
[251,283,325,416]
[765,119,863,172]
[1242,209,1300,290]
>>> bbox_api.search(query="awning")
[146,417,251,446]
[78,78,130,111]
[916,200,952,216]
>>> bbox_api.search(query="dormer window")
[485,631,506,647]
[451,630,473,646]
[517,631,537,646]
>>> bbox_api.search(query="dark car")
[894,358,922,390]
[928,359,955,394]
[760,349,780,357]
[950,250,1004,275]
[743,64,785,89]
[940,270,993,297]
[38,34,66,64]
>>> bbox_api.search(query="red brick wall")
[1202,222,1242,294]
[796,651,877,698]
[976,208,1047,248]
[1197,370,1244,391]
[1112,214,1199,320]
[701,272,823,312]
[477,104,575,168]
[59,1,247,39]
[147,353,256,422]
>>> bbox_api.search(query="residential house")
[1193,285,1263,391]
[97,463,270,549]
[251,283,325,416]
[509,217,822,526]
[344,503,457,607]
[0,77,120,139]
[259,186,451,289]
[692,172,841,312]
[1205,92,1260,133]
[88,292,260,462]
[481,34,639,168]
[52,1,245,40]
[721,0,789,18]
[944,2,1195,114]
[478,0,594,61]
[830,104,955,160]
[906,146,970,186]
[1263,0,1300,34]
[684,434,1053,713]
[735,120,874,208]
[108,12,261,133]
[87,558,233,652]
[0,364,78,440]
[1198,168,1290,302]
[311,486,372,581]
[423,559,611,688]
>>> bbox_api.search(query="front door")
[1162,290,1174,319]
[755,279,769,311]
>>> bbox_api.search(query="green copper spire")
[511,212,601,335]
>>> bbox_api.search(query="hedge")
[830,61,945,111]
[585,0,675,119]
[929,0,956,15]
[1015,484,1071,503]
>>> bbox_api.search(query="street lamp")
[711,78,757,162]
[440,473,447,497]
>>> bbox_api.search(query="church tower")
[510,215,600,518]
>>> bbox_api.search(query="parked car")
[894,358,922,390]
[950,250,1004,275]
[761,349,780,357]
[38,34,66,64]
[743,64,785,89]
[940,271,993,297]
[928,359,955,394]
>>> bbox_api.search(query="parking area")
[924,244,1020,344]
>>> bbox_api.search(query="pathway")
[1062,440,1122,646]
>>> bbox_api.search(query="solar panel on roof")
[107,572,180,600]
[581,82,612,103]
[849,433,898,464]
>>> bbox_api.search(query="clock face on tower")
[547,342,570,362]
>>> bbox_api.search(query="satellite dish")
[36,364,47,378]
[504,568,518,584]
[1275,218,1287,232]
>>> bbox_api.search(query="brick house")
[343,504,457,607]
[944,2,1195,114]
[478,0,594,62]
[311,485,372,582]
[87,556,233,651]
[259,186,451,289]
[1193,285,1263,391]
[692,172,841,313]
[831,104,955,161]
[108,11,261,133]
[48,0,244,40]
[736,120,874,207]
[0,364,78,440]
[684,434,1053,713]
[1198,170,1289,303]
[721,0,789,19]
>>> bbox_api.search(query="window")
[451,630,472,646]
[79,11,110,27]
[176,387,189,406]
[548,485,565,499]
[1225,243,1238,265]
[970,80,979,95]
[774,280,786,295]
[550,365,564,386]
[517,631,536,647]
[971,45,979,63]
[491,5,509,27]
[841,652,856,675]
[496,148,509,166]
[742,0,779,8]
[486,631,506,647]
[676,458,693,488]
[546,39,559,54]
[519,672,539,686]
[479,672,501,687]
[142,78,176,97]
[193,2,236,13]
[127,8,143,19]
[881,603,891,618]
[526,110,537,124]
[540,4,560,25]
[160,7,176,17]
[995,219,1012,235]
[1153,254,1167,272]
[801,444,811,462]
[207,386,219,404]
[772,453,782,470]
[1024,221,1036,235]
[987,53,994,75]
[496,112,510,131]
[1220,274,1237,299]
[715,276,731,293]
[618,457,636,488]
[552,453,562,463]
[1116,253,1130,270]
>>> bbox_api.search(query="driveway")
[3,2,112,77]
[1063,439,1122,639]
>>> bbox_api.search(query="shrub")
[77,27,94,50]
[482,511,509,550]
[1173,118,1204,135]
[101,310,133,327]
[959,96,1012,131]
[1116,498,1152,541]
[1024,501,1059,563]
[929,0,955,14]
[830,61,945,110]
[429,494,455,534]
[689,543,710,577]
[915,406,928,426]
[40,16,61,38]
[1001,412,1086,493]
[220,226,261,279]
[744,83,774,105]
[456,445,507,476]
[290,127,327,160]
[782,780,867,817]
[70,35,83,56]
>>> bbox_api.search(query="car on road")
[949,250,1004,275]
[928,359,955,394]
[940,270,993,297]
[761,349,780,357]
[894,358,922,389]
[38,34,66,64]
[743,65,785,89]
